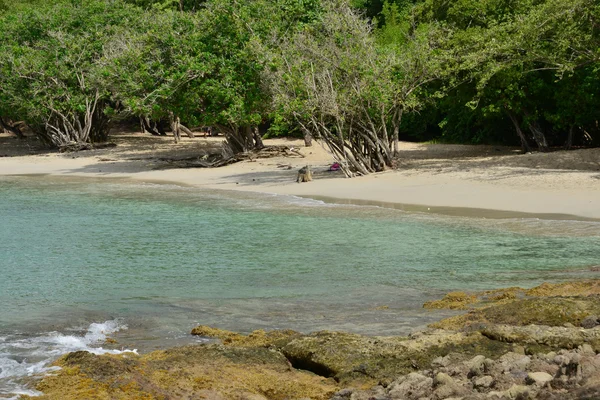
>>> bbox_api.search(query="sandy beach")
[2,131,600,399]
[1,132,599,219]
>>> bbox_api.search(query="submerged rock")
[191,325,301,348]
[480,324,600,351]
[525,281,600,297]
[432,296,600,331]
[423,291,479,310]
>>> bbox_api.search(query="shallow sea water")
[0,175,599,397]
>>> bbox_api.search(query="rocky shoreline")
[22,280,600,399]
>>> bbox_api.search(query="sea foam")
[0,320,136,398]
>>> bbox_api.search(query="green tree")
[406,0,600,149]
[0,0,139,149]
[268,0,442,175]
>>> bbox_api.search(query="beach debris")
[297,165,313,182]
[328,162,341,172]
[155,145,304,169]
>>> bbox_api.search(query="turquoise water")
[0,175,599,397]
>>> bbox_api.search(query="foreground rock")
[22,280,600,399]
[279,330,514,387]
[26,345,337,399]
[432,296,600,331]
[332,345,600,400]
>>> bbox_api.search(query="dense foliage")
[0,0,598,171]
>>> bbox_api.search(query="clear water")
[0,175,599,397]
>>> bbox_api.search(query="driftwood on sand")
[156,145,305,169]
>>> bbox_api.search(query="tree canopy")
[0,0,598,170]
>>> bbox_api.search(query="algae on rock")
[25,345,338,400]
[432,297,600,330]
[191,325,301,348]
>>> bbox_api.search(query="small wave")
[0,320,136,398]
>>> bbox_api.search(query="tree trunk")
[303,131,313,147]
[392,108,402,157]
[141,117,157,135]
[0,117,25,139]
[169,112,181,143]
[156,120,167,136]
[220,124,256,154]
[141,117,165,136]
[565,125,574,150]
[528,121,549,152]
[41,93,110,150]
[180,124,195,138]
[88,102,110,143]
[140,116,146,134]
[252,126,264,149]
[506,111,531,153]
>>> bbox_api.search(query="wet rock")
[280,330,502,386]
[423,291,479,310]
[33,345,338,400]
[31,282,600,400]
[526,281,600,297]
[191,325,301,348]
[484,297,600,327]
[525,372,553,386]
[433,297,600,331]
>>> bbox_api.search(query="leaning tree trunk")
[507,111,532,153]
[141,116,160,136]
[180,124,195,138]
[141,117,168,136]
[41,92,110,150]
[0,117,25,139]
[220,124,261,154]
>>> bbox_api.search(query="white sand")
[1,134,599,219]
